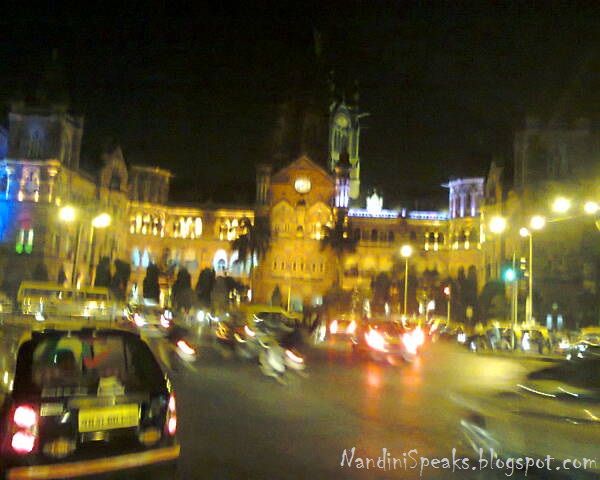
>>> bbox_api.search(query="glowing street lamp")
[400,245,413,317]
[551,197,571,214]
[520,216,544,324]
[92,213,112,229]
[59,205,76,223]
[58,206,112,287]
[530,215,546,231]
[584,201,599,215]
[88,213,112,285]
[489,216,507,234]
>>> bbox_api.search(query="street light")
[58,206,112,287]
[489,216,507,234]
[59,206,82,286]
[443,286,451,325]
[584,201,599,215]
[520,215,545,325]
[552,197,571,214]
[59,206,76,223]
[400,244,412,317]
[88,213,112,285]
[92,213,111,229]
[530,215,546,231]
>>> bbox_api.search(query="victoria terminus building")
[2,64,597,327]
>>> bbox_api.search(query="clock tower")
[329,101,362,200]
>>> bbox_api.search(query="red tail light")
[10,404,38,454]
[166,393,177,436]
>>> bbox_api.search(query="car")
[0,325,180,479]
[326,314,358,341]
[460,353,600,476]
[124,304,173,338]
[351,319,421,363]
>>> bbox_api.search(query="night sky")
[1,3,598,207]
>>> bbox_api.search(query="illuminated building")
[0,57,485,308]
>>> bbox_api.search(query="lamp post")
[58,206,111,288]
[59,206,82,287]
[88,213,112,286]
[400,244,413,317]
[519,215,546,325]
[443,286,451,325]
[489,215,507,278]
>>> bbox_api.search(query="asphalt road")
[169,335,556,480]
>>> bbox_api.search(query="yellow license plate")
[78,404,139,433]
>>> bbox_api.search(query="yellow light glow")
[489,216,507,234]
[400,244,413,258]
[584,201,599,215]
[552,197,571,214]
[59,206,76,223]
[519,227,530,238]
[92,213,111,229]
[530,215,546,230]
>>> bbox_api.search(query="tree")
[172,267,192,310]
[371,272,391,309]
[231,216,271,281]
[143,262,160,302]
[271,285,282,307]
[94,256,111,287]
[477,280,507,323]
[195,267,215,307]
[33,262,49,282]
[57,267,67,286]
[111,260,131,300]
[320,212,358,286]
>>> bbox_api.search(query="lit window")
[132,248,140,267]
[142,214,150,235]
[194,217,202,237]
[135,214,142,233]
[141,249,150,268]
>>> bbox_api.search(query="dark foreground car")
[459,352,600,477]
[0,326,179,479]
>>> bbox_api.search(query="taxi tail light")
[402,333,418,355]
[165,393,177,436]
[365,329,386,352]
[330,320,338,334]
[10,404,39,454]
[346,320,357,334]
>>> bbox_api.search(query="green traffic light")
[503,268,516,282]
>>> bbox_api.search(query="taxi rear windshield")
[15,332,165,397]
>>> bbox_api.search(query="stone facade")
[0,100,486,318]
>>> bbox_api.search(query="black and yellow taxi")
[0,323,179,479]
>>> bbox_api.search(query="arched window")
[388,231,395,242]
[141,249,150,268]
[194,218,202,237]
[131,248,141,267]
[410,231,417,241]
[213,249,228,272]
[109,172,121,191]
[219,220,230,241]
[28,130,42,158]
[371,229,378,242]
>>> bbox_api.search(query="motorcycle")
[236,323,307,384]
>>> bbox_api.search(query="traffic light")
[519,257,528,277]
[501,262,517,283]
[503,268,516,282]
